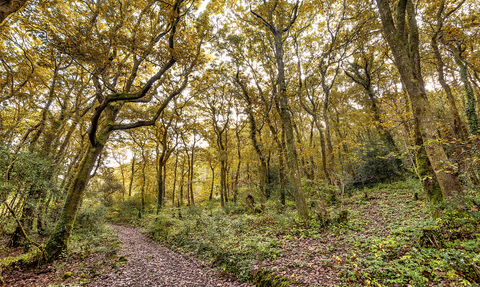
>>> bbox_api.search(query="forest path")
[89,224,250,287]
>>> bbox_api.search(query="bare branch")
[250,6,276,33]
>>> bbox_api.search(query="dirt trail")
[89,225,250,287]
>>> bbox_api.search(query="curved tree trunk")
[128,155,135,197]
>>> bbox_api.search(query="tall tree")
[375,0,463,201]
[249,0,309,219]
[44,0,205,258]
[200,70,233,207]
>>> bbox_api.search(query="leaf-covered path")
[89,225,251,287]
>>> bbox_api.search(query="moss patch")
[252,269,296,287]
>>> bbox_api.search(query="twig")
[432,234,440,248]
[427,236,436,248]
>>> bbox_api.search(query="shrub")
[75,204,108,233]
[0,145,58,236]
[147,212,183,241]
[106,195,143,223]
[224,201,246,215]
[352,140,403,188]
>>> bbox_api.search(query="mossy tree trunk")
[272,119,287,205]
[413,117,443,205]
[375,0,463,200]
[264,81,287,204]
[276,34,309,219]
[44,131,109,258]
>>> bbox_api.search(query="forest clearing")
[1,0,480,286]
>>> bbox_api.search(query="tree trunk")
[45,141,105,258]
[179,158,185,206]
[431,38,467,139]
[266,116,287,204]
[278,128,287,206]
[156,156,164,214]
[140,153,146,211]
[308,120,317,180]
[234,129,241,203]
[234,75,267,210]
[186,158,191,206]
[163,164,167,205]
[189,139,196,206]
[172,151,179,206]
[375,0,463,199]
[209,165,215,201]
[156,145,171,213]
[413,116,443,204]
[128,156,135,197]
[220,160,226,207]
[450,44,478,135]
[275,31,308,219]
[323,93,335,183]
[293,119,309,179]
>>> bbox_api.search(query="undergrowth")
[146,204,298,282]
[333,182,480,286]
[143,179,480,286]
[0,204,120,286]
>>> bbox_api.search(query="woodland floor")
[143,180,479,286]
[1,225,251,287]
[2,181,479,286]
